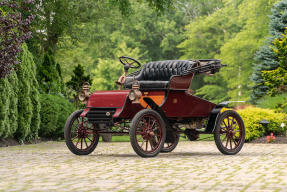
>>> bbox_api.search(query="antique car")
[64,56,245,157]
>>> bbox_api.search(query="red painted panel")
[169,74,194,90]
[117,99,144,119]
[162,91,216,117]
[116,91,166,119]
[86,90,130,108]
[113,108,123,118]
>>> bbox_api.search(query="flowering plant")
[0,0,34,78]
[267,133,275,143]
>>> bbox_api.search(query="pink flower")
[267,133,275,143]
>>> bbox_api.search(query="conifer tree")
[67,64,91,107]
[0,78,11,138]
[15,47,33,141]
[251,1,287,102]
[7,72,19,138]
[67,64,92,93]
[27,46,41,140]
[0,44,40,141]
[37,49,64,94]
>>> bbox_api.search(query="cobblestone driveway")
[1,141,287,192]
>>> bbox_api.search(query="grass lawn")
[99,134,214,142]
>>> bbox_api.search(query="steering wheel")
[119,56,141,69]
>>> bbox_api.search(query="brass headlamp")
[78,82,91,104]
[129,80,142,104]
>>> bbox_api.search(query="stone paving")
[1,141,287,192]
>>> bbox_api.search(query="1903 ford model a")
[64,56,245,157]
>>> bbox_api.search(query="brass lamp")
[78,82,91,104]
[129,80,142,104]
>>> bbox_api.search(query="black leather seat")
[124,60,196,90]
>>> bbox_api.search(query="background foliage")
[39,94,75,139]
[251,1,287,102]
[0,0,34,78]
[1,0,287,142]
[238,107,287,141]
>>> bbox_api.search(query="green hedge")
[39,94,75,138]
[0,44,41,142]
[15,44,41,141]
[237,107,287,141]
[0,44,72,142]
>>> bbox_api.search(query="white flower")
[280,123,285,128]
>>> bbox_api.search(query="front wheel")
[130,109,166,158]
[214,110,245,155]
[64,110,99,155]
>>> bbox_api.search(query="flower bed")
[237,106,287,141]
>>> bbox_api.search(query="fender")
[205,101,245,133]
[143,97,172,130]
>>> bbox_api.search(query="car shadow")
[88,151,265,158]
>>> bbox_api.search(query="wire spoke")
[230,137,232,149]
[75,138,80,147]
[147,117,151,129]
[71,135,78,141]
[86,136,92,142]
[141,140,145,148]
[150,120,156,130]
[223,120,228,129]
[225,137,229,148]
[232,137,238,146]
[221,134,227,141]
[149,139,153,150]
[84,138,88,148]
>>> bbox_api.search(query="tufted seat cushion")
[124,60,196,90]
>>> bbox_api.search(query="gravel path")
[1,141,287,192]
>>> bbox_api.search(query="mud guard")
[205,101,245,133]
[143,97,172,130]
[205,106,224,133]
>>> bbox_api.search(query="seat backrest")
[141,60,195,81]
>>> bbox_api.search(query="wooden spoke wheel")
[214,110,245,155]
[64,110,99,155]
[130,109,166,158]
[161,131,179,153]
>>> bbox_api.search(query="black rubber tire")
[214,110,245,155]
[130,109,166,158]
[160,132,179,153]
[64,110,99,155]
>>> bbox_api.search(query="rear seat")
[124,60,196,90]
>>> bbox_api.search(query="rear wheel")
[214,110,245,155]
[161,131,179,153]
[64,110,99,155]
[130,109,166,158]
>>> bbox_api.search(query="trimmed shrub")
[39,94,75,138]
[237,107,287,141]
[15,44,41,142]
[0,78,11,138]
[7,72,19,138]
[16,47,33,141]
[27,45,41,140]
[0,44,40,141]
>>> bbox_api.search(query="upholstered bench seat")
[124,60,196,90]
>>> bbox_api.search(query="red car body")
[82,90,216,119]
[65,57,245,157]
